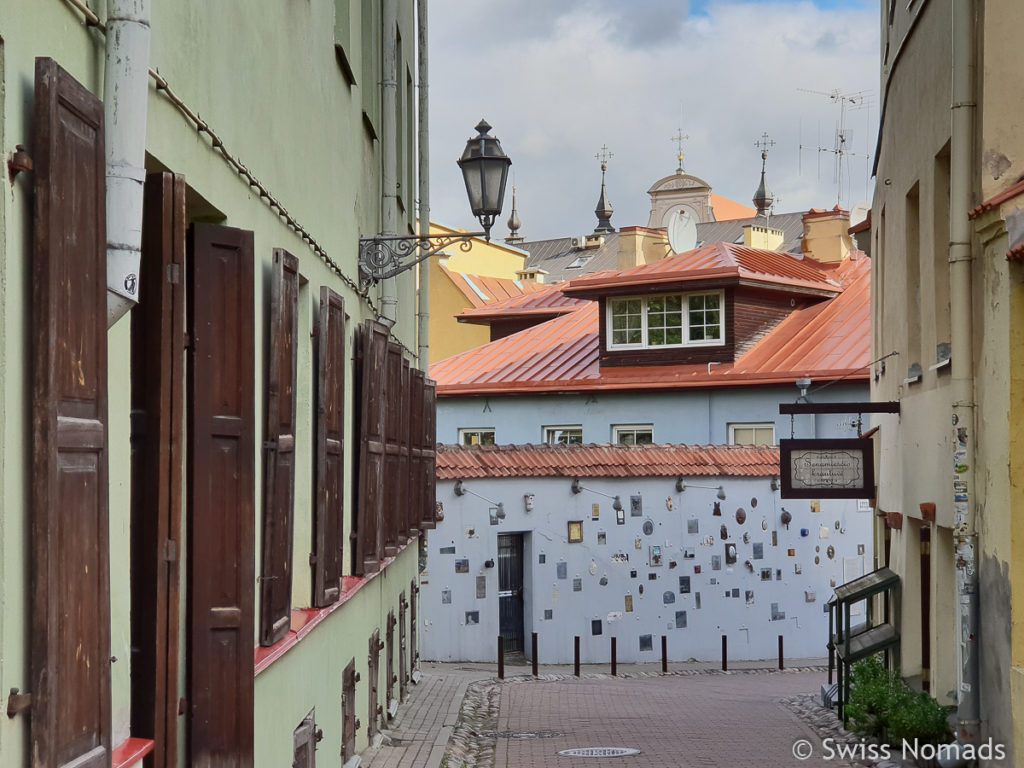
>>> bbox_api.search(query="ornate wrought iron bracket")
[357,232,484,287]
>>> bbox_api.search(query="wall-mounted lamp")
[484,559,495,569]
[796,378,813,401]
[675,478,726,500]
[358,120,512,286]
[570,478,623,512]
[453,479,505,519]
[523,493,535,513]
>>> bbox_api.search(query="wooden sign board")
[779,438,875,499]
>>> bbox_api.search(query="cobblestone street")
[362,661,875,768]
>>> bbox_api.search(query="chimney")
[742,224,784,251]
[801,206,853,264]
[516,267,547,284]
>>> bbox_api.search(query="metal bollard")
[611,637,617,676]
[661,635,668,673]
[721,634,728,671]
[574,636,580,677]
[497,636,504,680]
[778,634,784,671]
[532,632,538,677]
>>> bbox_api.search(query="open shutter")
[187,222,255,767]
[383,342,404,557]
[420,380,438,530]
[355,321,389,575]
[292,711,316,768]
[30,56,111,768]
[313,287,345,607]
[260,248,300,646]
[341,659,359,763]
[407,370,425,540]
[399,359,412,543]
[131,171,186,768]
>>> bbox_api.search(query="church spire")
[671,128,690,174]
[752,132,776,222]
[594,145,615,234]
[505,186,524,244]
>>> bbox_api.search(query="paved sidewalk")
[361,659,839,768]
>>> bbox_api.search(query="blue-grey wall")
[421,474,874,663]
[436,383,868,445]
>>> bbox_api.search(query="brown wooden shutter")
[409,580,418,671]
[131,172,187,768]
[383,342,404,557]
[187,222,256,768]
[420,380,438,530]
[367,629,382,740]
[313,287,346,607]
[30,56,111,768]
[355,321,389,575]
[398,591,408,701]
[259,248,300,646]
[399,359,412,543]
[341,659,359,763]
[385,609,396,708]
[407,370,425,540]
[292,711,316,768]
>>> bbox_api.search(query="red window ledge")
[113,738,155,768]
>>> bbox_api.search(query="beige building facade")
[871,0,1024,759]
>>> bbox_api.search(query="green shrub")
[844,656,952,747]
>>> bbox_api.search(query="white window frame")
[727,423,776,446]
[612,424,654,445]
[542,425,584,445]
[606,290,725,351]
[459,427,495,446]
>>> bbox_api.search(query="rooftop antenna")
[797,88,872,207]
[670,128,690,174]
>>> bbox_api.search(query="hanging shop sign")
[779,438,875,499]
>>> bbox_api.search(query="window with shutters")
[341,659,359,763]
[30,57,112,768]
[314,288,346,606]
[292,710,316,768]
[260,249,300,647]
[354,320,389,575]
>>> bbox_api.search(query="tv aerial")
[797,88,873,207]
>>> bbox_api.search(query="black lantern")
[458,119,512,241]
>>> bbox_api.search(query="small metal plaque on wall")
[779,438,875,499]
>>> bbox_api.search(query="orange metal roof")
[562,242,846,297]
[456,276,596,325]
[437,443,780,480]
[430,257,870,395]
[442,266,549,309]
[710,193,757,222]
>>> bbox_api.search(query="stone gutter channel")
[439,665,905,768]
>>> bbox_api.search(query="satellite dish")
[668,209,697,254]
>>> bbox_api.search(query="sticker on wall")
[694,565,702,575]
[612,553,630,564]
[489,508,499,526]
[573,578,582,592]
[592,503,600,520]
[635,538,642,550]
[441,590,452,604]
[695,592,701,609]
[545,609,554,620]
[811,500,821,514]
[703,535,715,547]
[827,545,836,560]
[557,562,568,579]
[642,520,655,536]
[539,553,546,564]
[476,576,486,599]
[820,526,830,539]
[675,610,687,628]
[762,519,768,531]
[647,572,658,581]
[725,543,737,565]
[590,560,598,575]
[800,528,809,537]
[794,563,802,574]
[752,543,764,560]
[552,588,559,603]
[465,527,476,539]
[665,497,674,512]
[649,546,663,566]
[835,520,841,530]
[745,590,755,605]
[710,577,718,585]
[663,591,675,604]
[713,501,722,516]
[669,560,677,569]
[568,521,584,543]
[616,508,626,525]
[711,555,722,571]
[772,531,778,547]
[439,545,456,555]
[465,611,479,625]
[805,591,816,603]
[592,619,603,635]
[683,547,695,559]
[630,569,637,578]
[731,588,740,598]
[599,575,609,586]
[776,569,782,580]
[720,524,729,540]
[631,495,643,516]
[760,568,772,581]
[597,532,607,545]
[771,602,785,620]
[735,508,746,525]
[455,559,469,574]
[751,497,758,509]
[687,519,699,534]
[639,634,653,652]
[638,584,645,594]
[814,556,820,565]
[742,532,751,544]
[857,544,865,556]
[788,548,795,557]
[624,594,634,612]
[679,576,691,594]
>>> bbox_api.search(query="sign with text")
[779,438,875,499]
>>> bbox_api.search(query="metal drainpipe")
[104,0,151,327]
[416,0,430,371]
[950,0,979,748]
[380,0,399,324]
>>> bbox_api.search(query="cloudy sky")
[427,0,879,243]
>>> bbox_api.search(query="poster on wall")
[779,438,875,499]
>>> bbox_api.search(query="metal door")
[498,534,525,653]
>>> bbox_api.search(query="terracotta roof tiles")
[436,443,780,480]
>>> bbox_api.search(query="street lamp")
[358,119,512,286]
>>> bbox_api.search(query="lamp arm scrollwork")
[358,233,483,286]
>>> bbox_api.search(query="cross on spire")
[671,128,690,173]
[755,132,776,159]
[595,144,614,170]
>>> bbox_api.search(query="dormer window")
[607,291,724,350]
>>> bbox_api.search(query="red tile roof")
[442,266,549,309]
[430,257,870,395]
[436,443,780,479]
[561,242,847,298]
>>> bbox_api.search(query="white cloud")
[428,0,879,242]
